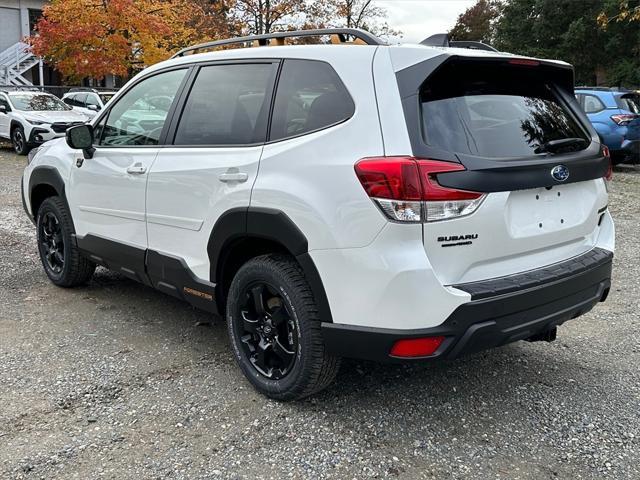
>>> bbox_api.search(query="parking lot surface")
[1,145,639,479]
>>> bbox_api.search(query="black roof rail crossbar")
[171,28,384,58]
[420,33,497,52]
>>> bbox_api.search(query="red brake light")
[354,157,421,200]
[354,157,482,201]
[355,157,486,223]
[390,336,445,358]
[417,160,483,201]
[611,114,639,125]
[508,59,540,67]
[602,145,613,181]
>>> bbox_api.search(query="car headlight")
[27,146,41,165]
[28,120,50,126]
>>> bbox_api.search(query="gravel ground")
[1,143,639,480]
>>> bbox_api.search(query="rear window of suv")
[420,64,588,158]
[617,94,640,114]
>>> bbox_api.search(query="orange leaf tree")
[30,0,216,82]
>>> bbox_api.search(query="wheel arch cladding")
[10,120,23,132]
[208,207,333,323]
[28,166,68,218]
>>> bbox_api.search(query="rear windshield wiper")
[535,138,587,154]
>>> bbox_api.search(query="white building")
[0,0,117,88]
[0,0,51,85]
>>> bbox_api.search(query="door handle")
[126,163,146,175]
[218,171,248,183]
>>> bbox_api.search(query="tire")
[12,125,30,156]
[36,196,96,287]
[226,254,340,401]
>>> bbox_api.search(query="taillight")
[416,160,485,222]
[354,157,486,223]
[611,113,639,125]
[602,145,613,183]
[390,336,445,358]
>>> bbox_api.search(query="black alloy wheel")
[39,211,65,276]
[12,126,28,155]
[36,196,96,287]
[226,254,340,401]
[237,282,298,380]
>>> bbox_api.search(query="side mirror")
[87,104,99,112]
[66,124,95,159]
[0,105,7,114]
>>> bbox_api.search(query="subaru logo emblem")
[551,165,570,182]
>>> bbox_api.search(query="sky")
[376,0,476,42]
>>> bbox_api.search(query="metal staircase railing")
[0,42,40,86]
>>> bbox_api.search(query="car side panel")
[371,47,413,155]
[250,51,386,251]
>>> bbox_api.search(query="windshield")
[420,65,588,158]
[10,94,71,112]
[99,93,115,104]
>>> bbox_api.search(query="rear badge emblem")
[551,165,570,182]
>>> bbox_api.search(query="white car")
[62,89,117,119]
[0,90,89,155]
[22,29,615,400]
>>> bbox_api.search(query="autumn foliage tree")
[30,0,215,82]
[230,0,309,34]
[449,0,501,44]
[30,0,399,83]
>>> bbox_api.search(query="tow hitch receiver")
[526,327,557,343]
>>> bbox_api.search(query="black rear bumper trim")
[453,247,612,300]
[322,248,613,363]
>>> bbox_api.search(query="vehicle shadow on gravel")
[86,268,596,413]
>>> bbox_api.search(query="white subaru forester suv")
[22,29,615,400]
[0,90,88,155]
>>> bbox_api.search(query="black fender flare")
[208,207,333,323]
[10,119,23,133]
[28,166,73,226]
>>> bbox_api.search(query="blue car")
[575,87,640,164]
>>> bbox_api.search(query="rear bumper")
[618,139,640,161]
[322,248,613,362]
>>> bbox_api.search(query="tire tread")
[227,253,340,400]
[38,196,95,287]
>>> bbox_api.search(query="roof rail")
[68,87,99,93]
[420,33,498,52]
[171,28,384,58]
[575,86,631,92]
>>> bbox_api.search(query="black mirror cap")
[66,124,95,159]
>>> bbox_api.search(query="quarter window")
[99,69,186,146]
[74,93,88,107]
[86,94,100,108]
[173,63,277,146]
[269,59,355,142]
[582,94,606,114]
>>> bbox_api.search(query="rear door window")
[269,59,354,142]
[617,94,640,114]
[421,69,589,158]
[173,63,277,146]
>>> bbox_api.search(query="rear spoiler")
[420,33,498,52]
